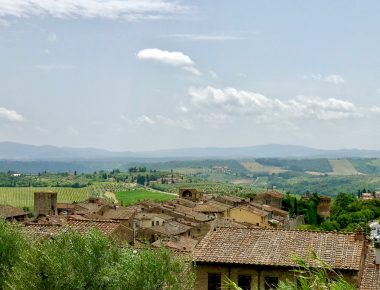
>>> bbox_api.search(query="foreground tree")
[1,221,194,290]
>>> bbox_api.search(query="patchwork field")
[0,187,88,208]
[329,159,361,176]
[241,161,287,174]
[115,188,175,206]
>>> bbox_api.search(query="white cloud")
[122,114,192,130]
[137,48,193,66]
[182,66,202,76]
[0,107,24,122]
[178,105,189,113]
[163,34,244,41]
[324,74,345,84]
[0,0,189,20]
[138,115,155,125]
[137,48,202,76]
[188,86,358,122]
[302,73,345,84]
[209,70,218,79]
[370,106,380,113]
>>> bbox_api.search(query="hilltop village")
[1,188,380,289]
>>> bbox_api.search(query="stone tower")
[34,191,58,217]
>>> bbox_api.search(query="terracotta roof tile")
[193,228,364,270]
[24,219,122,238]
[150,220,192,236]
[236,205,269,217]
[102,206,136,220]
[359,247,380,289]
[0,205,27,219]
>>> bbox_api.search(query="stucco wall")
[194,264,358,290]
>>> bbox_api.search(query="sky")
[1,0,380,151]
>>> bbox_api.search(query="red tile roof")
[149,220,192,236]
[24,219,123,238]
[265,191,285,199]
[359,246,380,290]
[193,228,364,270]
[0,205,27,219]
[101,206,136,220]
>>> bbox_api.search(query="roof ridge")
[215,226,355,235]
[67,218,120,223]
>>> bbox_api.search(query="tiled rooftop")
[24,219,122,237]
[152,237,198,252]
[134,212,174,221]
[194,204,226,213]
[193,228,364,270]
[235,205,269,217]
[359,246,380,290]
[265,191,285,199]
[0,205,27,219]
[102,206,137,220]
[149,220,192,236]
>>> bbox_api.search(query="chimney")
[375,239,380,265]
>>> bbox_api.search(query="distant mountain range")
[1,141,380,161]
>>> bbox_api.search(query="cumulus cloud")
[138,115,155,125]
[137,48,193,66]
[137,48,201,76]
[178,105,189,113]
[0,0,188,21]
[324,74,345,84]
[302,73,345,84]
[122,114,192,130]
[188,86,358,122]
[370,106,380,113]
[121,114,155,125]
[209,70,218,79]
[182,66,202,76]
[0,107,24,122]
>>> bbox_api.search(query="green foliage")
[0,220,28,287]
[327,192,380,232]
[278,252,355,290]
[1,223,194,290]
[0,187,88,208]
[152,181,266,197]
[115,188,175,206]
[255,158,332,173]
[103,247,194,290]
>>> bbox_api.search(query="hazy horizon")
[1,1,380,151]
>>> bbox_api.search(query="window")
[264,277,279,290]
[238,275,252,290]
[151,221,154,226]
[156,221,159,226]
[208,273,221,290]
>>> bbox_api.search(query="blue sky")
[1,0,380,151]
